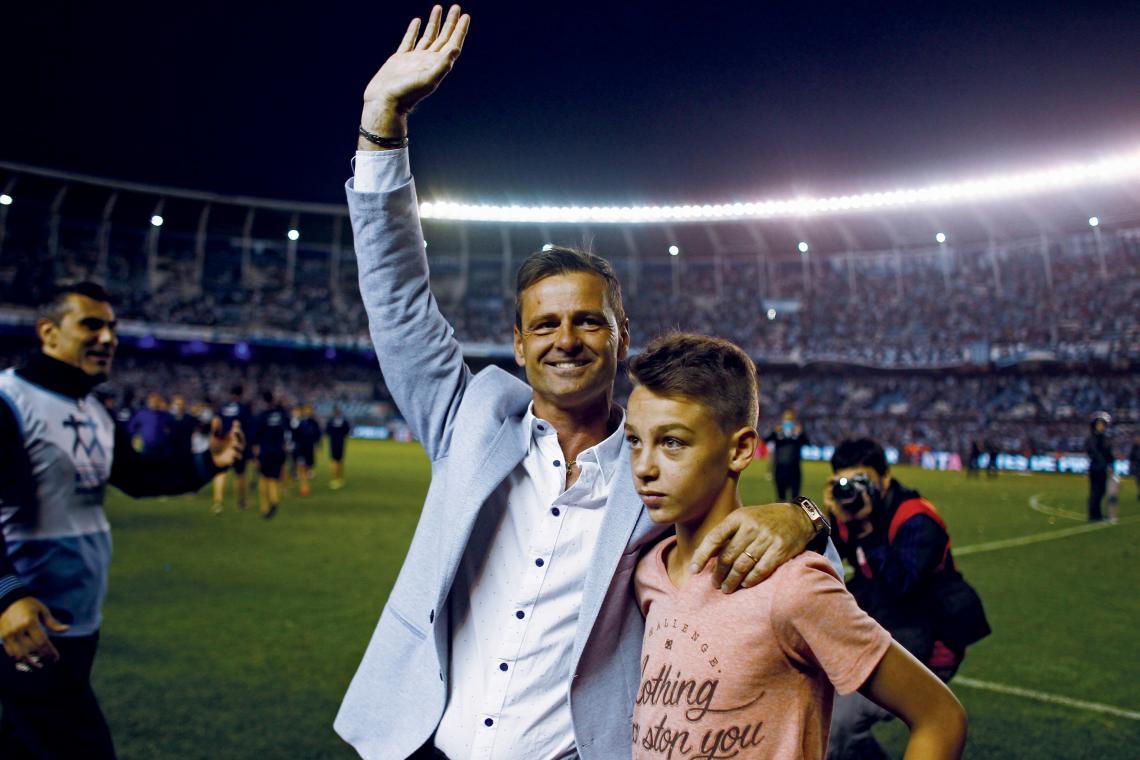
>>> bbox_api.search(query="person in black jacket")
[0,282,244,760]
[1085,412,1115,521]
[821,438,987,760]
[764,409,809,500]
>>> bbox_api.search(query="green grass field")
[94,440,1139,758]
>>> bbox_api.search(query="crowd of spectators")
[3,224,1138,368]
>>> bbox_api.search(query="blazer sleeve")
[346,172,471,463]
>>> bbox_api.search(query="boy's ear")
[728,427,758,473]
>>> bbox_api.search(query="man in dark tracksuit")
[764,409,809,500]
[252,391,290,518]
[0,282,244,759]
[1086,412,1115,521]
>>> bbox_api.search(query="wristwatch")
[794,496,831,539]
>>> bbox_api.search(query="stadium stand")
[1,160,1137,461]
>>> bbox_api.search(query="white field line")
[953,495,1140,557]
[1028,493,1086,522]
[954,677,1140,721]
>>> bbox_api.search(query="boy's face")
[625,386,749,527]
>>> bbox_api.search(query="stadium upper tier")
[1,160,1139,369]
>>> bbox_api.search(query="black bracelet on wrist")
[358,126,408,149]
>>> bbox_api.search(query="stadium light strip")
[419,147,1140,224]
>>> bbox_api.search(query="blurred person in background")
[1130,432,1140,502]
[168,394,197,461]
[127,391,171,457]
[212,384,254,514]
[1085,412,1115,522]
[822,438,989,760]
[290,403,321,497]
[0,282,244,759]
[252,391,289,519]
[765,408,810,500]
[325,406,351,490]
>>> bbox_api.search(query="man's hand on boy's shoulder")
[688,502,815,592]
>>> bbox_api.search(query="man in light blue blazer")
[335,7,831,759]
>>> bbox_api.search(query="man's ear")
[728,427,758,473]
[35,318,58,350]
[616,318,631,361]
[513,326,526,368]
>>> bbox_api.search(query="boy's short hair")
[627,332,758,432]
[830,438,890,475]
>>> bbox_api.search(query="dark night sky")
[3,1,1138,206]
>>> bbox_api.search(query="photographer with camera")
[822,438,989,760]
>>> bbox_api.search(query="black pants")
[0,633,116,759]
[1088,470,1107,521]
[774,465,802,501]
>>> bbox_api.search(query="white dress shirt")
[435,405,625,759]
[354,147,626,759]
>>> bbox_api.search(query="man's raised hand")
[360,5,471,147]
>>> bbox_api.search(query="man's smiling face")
[513,271,630,414]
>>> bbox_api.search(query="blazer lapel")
[569,457,646,669]
[436,412,531,610]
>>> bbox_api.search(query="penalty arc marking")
[953,494,1139,557]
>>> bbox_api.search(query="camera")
[831,472,878,512]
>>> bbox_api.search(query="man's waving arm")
[349,6,473,462]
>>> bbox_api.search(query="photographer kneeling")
[823,439,989,760]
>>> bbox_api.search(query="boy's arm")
[859,642,967,760]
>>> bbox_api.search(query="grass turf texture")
[93,440,1139,758]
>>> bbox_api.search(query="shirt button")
[553,460,561,468]
[429,609,434,623]
[535,558,544,567]
[484,718,494,727]
[516,610,525,619]
[551,507,560,516]
[537,424,545,431]
[499,662,509,672]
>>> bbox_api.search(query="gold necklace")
[566,458,576,476]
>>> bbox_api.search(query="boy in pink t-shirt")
[624,334,966,759]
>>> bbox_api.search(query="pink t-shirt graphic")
[633,537,892,759]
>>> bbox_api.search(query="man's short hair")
[37,281,112,324]
[626,332,758,432]
[831,438,889,475]
[514,246,626,327]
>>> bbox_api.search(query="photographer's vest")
[0,369,115,636]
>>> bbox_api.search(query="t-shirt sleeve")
[770,555,893,695]
[633,551,658,617]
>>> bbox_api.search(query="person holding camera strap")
[822,438,989,760]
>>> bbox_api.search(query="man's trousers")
[0,632,116,759]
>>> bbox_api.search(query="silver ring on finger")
[14,661,31,673]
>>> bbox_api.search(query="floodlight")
[287,228,301,241]
[935,232,947,243]
[150,215,164,227]
[542,243,554,251]
[0,194,12,206]
[767,308,777,320]
[417,146,1140,224]
[668,245,680,256]
[1088,216,1099,227]
[797,241,809,253]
